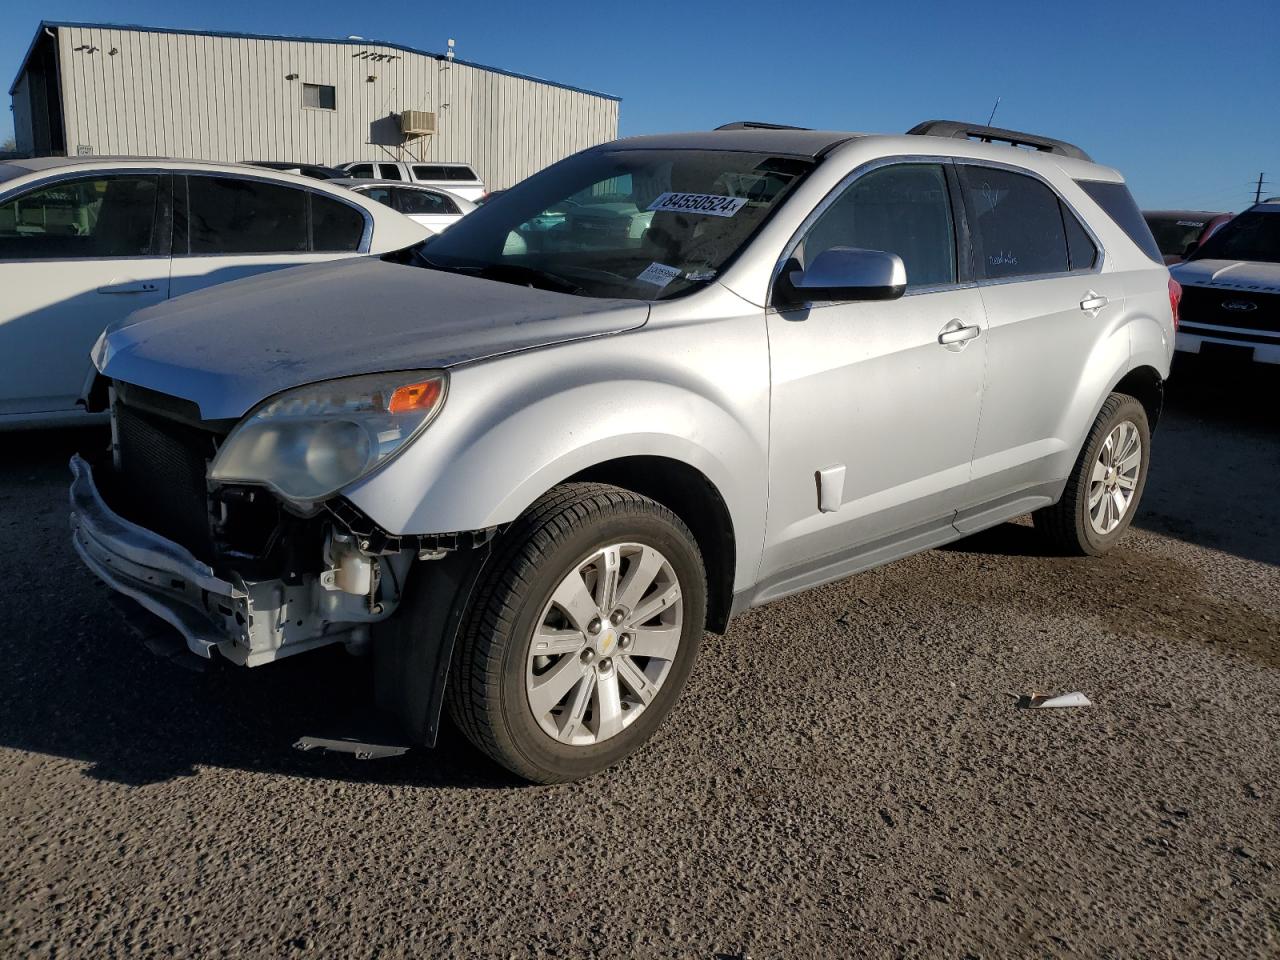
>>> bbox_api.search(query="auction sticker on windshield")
[647,192,748,217]
[636,262,683,289]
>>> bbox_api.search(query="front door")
[0,173,170,417]
[758,161,987,593]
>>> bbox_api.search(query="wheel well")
[1113,365,1164,431]
[569,457,736,634]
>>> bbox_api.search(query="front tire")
[1034,393,1151,556]
[448,483,706,783]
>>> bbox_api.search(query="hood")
[97,256,649,420]
[1170,258,1280,294]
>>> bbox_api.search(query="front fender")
[343,322,770,591]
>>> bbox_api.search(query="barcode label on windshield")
[647,192,748,217]
[636,262,683,288]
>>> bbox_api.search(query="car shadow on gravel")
[0,609,525,789]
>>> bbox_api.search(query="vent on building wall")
[400,111,437,137]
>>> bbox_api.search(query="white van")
[337,161,486,202]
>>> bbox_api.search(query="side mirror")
[775,247,907,307]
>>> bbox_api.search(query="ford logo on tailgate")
[1222,300,1257,312]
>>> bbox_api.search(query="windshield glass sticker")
[636,262,683,289]
[647,192,748,218]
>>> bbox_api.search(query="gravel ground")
[1,358,1276,959]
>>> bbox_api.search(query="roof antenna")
[986,96,1002,127]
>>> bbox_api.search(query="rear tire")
[1034,393,1151,556]
[448,482,706,783]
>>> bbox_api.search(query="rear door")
[956,163,1124,524]
[0,172,170,417]
[168,175,369,298]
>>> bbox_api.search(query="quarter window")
[311,193,366,252]
[960,166,1069,279]
[1061,202,1097,271]
[798,163,957,288]
[377,164,404,181]
[187,176,308,254]
[302,83,336,110]
[0,175,160,259]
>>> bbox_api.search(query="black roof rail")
[907,120,1092,162]
[715,121,812,131]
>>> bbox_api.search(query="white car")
[336,161,486,202]
[333,179,475,234]
[0,157,428,429]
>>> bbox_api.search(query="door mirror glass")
[777,247,907,305]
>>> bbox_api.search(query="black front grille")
[1179,284,1280,334]
[112,402,221,559]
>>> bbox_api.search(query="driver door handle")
[938,320,981,346]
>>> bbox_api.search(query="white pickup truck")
[337,161,486,202]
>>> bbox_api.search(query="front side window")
[187,176,308,254]
[377,164,403,181]
[396,189,457,216]
[961,166,1069,280]
[1189,209,1280,265]
[0,174,159,259]
[402,148,814,300]
[796,163,956,288]
[346,164,375,179]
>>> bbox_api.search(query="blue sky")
[4,0,1277,209]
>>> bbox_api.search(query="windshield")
[1189,209,1280,264]
[399,148,814,299]
[1145,214,1210,258]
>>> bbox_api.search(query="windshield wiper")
[471,263,589,296]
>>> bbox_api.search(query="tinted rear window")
[188,176,308,254]
[1077,180,1162,263]
[413,165,478,182]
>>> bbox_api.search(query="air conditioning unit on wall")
[400,111,437,137]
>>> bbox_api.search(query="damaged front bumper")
[69,454,393,666]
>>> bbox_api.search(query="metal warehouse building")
[9,21,620,189]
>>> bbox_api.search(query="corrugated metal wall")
[51,25,620,189]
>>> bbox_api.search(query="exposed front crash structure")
[70,453,409,667]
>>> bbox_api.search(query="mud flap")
[372,543,492,747]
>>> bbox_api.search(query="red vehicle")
[1143,209,1233,265]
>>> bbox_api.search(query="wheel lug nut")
[610,610,624,626]
[598,657,611,672]
[588,618,602,635]
[619,634,632,650]
[580,649,595,664]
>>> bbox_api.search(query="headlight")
[210,371,447,505]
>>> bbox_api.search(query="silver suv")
[71,120,1176,782]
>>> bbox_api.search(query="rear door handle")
[938,320,982,347]
[1080,291,1109,314]
[97,279,160,295]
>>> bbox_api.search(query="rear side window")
[377,164,403,181]
[395,188,458,216]
[187,176,308,254]
[959,165,1068,279]
[311,193,365,252]
[799,163,956,288]
[1077,180,1162,264]
[0,174,160,259]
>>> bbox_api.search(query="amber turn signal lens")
[388,378,443,414]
